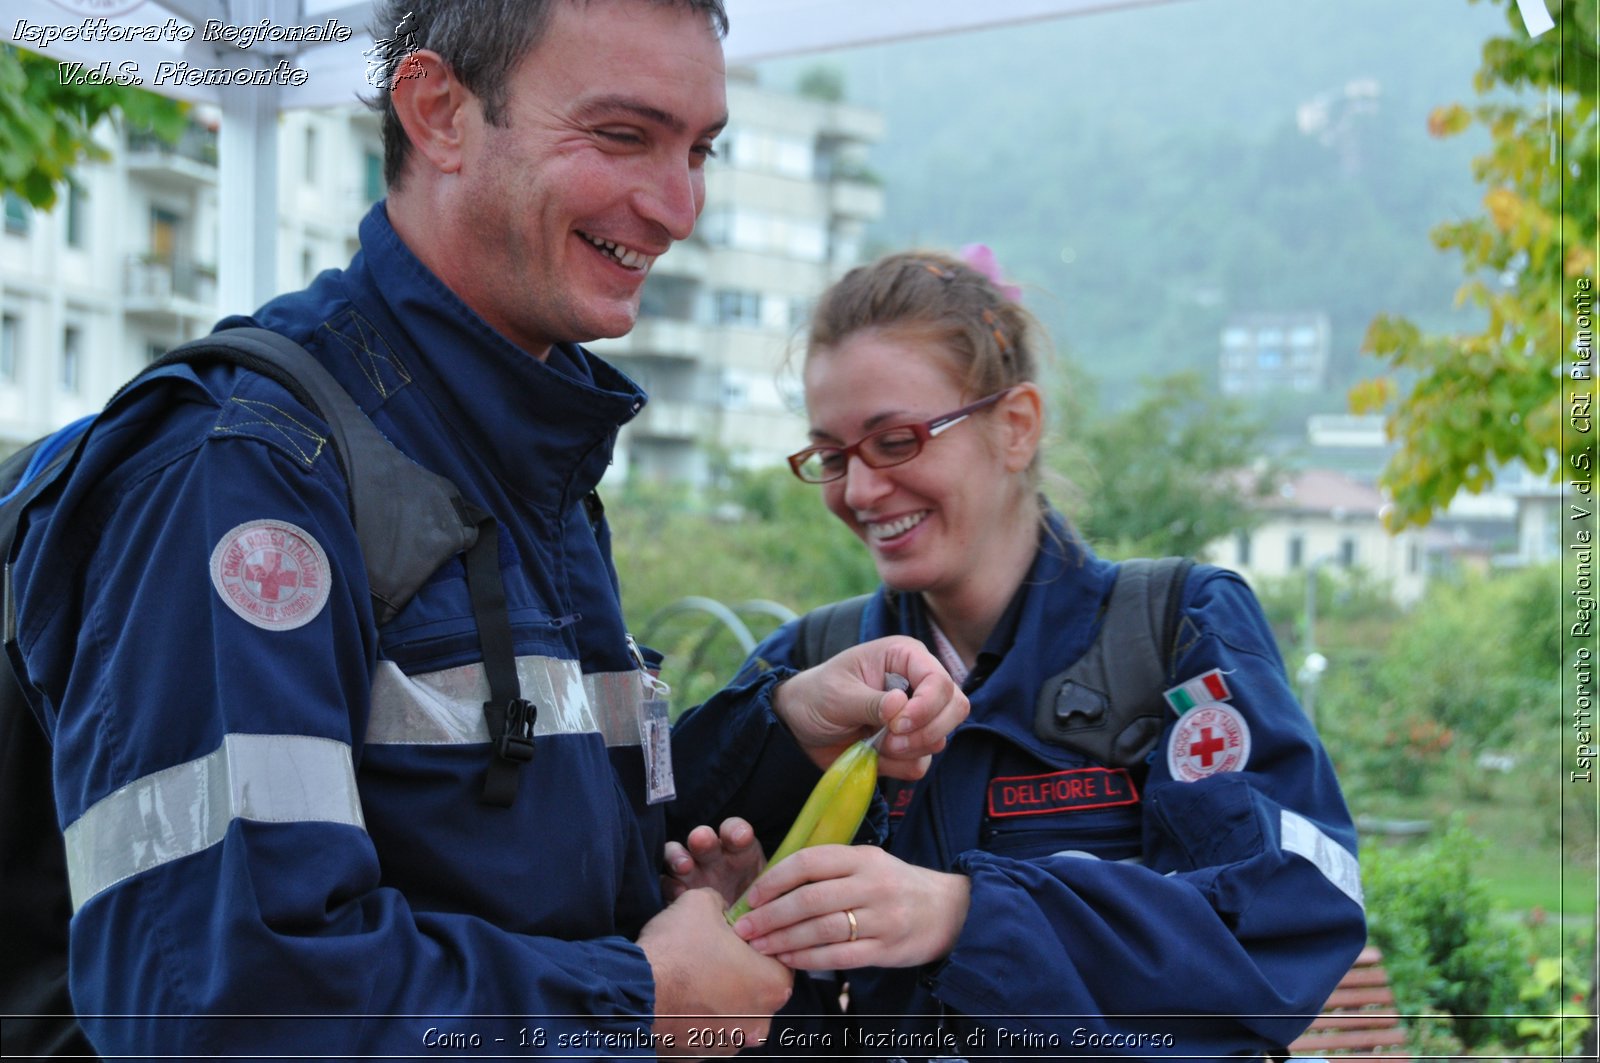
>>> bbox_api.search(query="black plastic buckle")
[495,697,538,762]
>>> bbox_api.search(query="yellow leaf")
[1427,103,1472,138]
[1565,245,1597,278]
[1349,377,1395,414]
[1483,187,1519,233]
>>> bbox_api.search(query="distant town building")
[1219,312,1331,397]
[1295,77,1380,176]
[0,71,885,492]
[1210,468,1430,605]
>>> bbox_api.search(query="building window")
[150,206,181,262]
[1288,534,1304,570]
[1407,540,1420,575]
[146,340,168,365]
[1,314,19,382]
[364,150,384,203]
[66,179,88,249]
[61,326,82,393]
[713,289,762,327]
[788,297,814,331]
[1339,536,1357,568]
[4,192,29,236]
[1235,531,1252,567]
[304,125,318,184]
[725,127,813,179]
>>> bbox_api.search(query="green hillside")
[756,0,1511,409]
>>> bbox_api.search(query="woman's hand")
[773,636,968,780]
[728,844,971,971]
[662,818,765,909]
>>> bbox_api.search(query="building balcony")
[652,239,709,281]
[123,256,217,322]
[627,398,711,441]
[829,178,884,222]
[591,317,705,364]
[820,103,886,145]
[126,125,219,189]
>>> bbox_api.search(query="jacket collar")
[349,203,646,507]
[871,509,1117,744]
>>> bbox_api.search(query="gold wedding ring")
[845,908,859,942]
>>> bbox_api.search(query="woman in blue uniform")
[670,248,1367,1057]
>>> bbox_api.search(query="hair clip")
[981,309,1011,354]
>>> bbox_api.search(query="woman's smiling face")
[803,328,1030,598]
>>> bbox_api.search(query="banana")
[724,734,881,924]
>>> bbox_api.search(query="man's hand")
[662,818,765,908]
[773,636,967,780]
[638,888,792,1058]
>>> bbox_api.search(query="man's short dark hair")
[367,0,730,191]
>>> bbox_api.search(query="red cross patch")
[1166,702,1251,781]
[210,519,331,631]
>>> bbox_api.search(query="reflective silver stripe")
[366,657,643,748]
[1281,809,1365,909]
[64,734,363,912]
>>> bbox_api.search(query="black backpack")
[794,556,1195,769]
[0,327,540,1057]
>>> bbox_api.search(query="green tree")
[1060,371,1278,559]
[0,44,186,208]
[1352,0,1597,529]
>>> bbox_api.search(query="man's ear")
[999,382,1044,473]
[389,50,475,177]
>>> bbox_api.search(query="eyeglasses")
[786,389,1012,484]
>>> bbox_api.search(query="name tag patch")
[987,768,1139,818]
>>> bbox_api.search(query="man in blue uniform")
[7,1,965,1057]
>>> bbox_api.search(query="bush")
[1361,819,1527,1048]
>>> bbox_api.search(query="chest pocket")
[978,747,1147,862]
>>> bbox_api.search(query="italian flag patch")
[1163,669,1232,713]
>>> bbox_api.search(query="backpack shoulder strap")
[1033,556,1195,767]
[794,592,873,670]
[150,330,527,804]
[151,327,480,626]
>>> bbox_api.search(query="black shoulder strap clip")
[1032,557,1195,767]
[460,503,539,807]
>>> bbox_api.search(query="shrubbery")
[1362,821,1596,1056]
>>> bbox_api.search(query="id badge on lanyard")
[628,636,676,804]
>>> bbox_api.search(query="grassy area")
[1348,764,1596,917]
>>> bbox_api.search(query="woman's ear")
[998,383,1044,474]
[389,50,475,178]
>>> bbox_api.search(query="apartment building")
[0,103,382,450]
[0,70,885,490]
[1218,311,1331,397]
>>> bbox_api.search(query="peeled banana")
[724,732,881,924]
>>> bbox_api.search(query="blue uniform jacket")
[10,203,802,1058]
[680,517,1367,1059]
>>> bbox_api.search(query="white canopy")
[5,0,1186,306]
